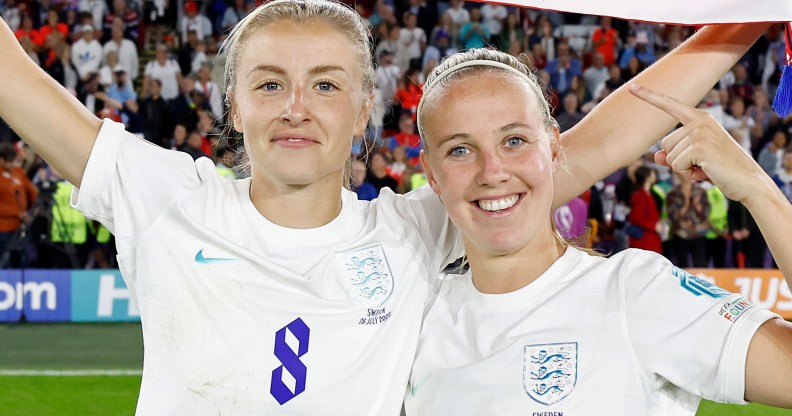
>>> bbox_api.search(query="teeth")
[287,138,303,142]
[478,195,519,212]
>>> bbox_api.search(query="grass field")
[0,323,790,415]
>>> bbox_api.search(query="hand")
[629,83,765,204]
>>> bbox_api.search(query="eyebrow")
[436,122,535,147]
[247,64,350,78]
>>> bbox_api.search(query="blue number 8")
[270,318,310,405]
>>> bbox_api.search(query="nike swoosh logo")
[410,376,431,396]
[195,249,238,264]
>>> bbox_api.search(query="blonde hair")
[417,48,558,142]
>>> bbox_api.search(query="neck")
[249,171,344,229]
[466,230,563,294]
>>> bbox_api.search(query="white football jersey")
[72,120,462,415]
[406,247,779,416]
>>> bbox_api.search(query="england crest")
[524,342,578,405]
[336,244,394,307]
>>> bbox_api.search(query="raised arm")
[632,84,792,409]
[0,18,102,187]
[552,23,770,208]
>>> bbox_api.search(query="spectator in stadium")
[140,79,172,148]
[194,62,223,121]
[747,88,777,136]
[583,52,609,98]
[15,14,44,50]
[480,2,507,47]
[375,50,401,130]
[445,0,469,44]
[76,72,106,116]
[222,0,250,32]
[604,63,624,91]
[703,183,729,268]
[181,0,213,42]
[628,165,663,253]
[459,7,489,50]
[390,114,421,163]
[351,159,377,201]
[619,31,656,69]
[394,68,423,119]
[408,46,792,415]
[545,41,582,96]
[722,96,757,154]
[46,42,79,95]
[180,129,208,160]
[78,0,107,31]
[591,16,619,66]
[71,24,102,81]
[622,55,645,83]
[386,145,408,186]
[423,32,454,71]
[169,75,200,131]
[398,11,426,72]
[528,17,557,61]
[214,145,237,179]
[728,62,755,107]
[0,1,775,412]
[0,144,38,269]
[98,51,129,89]
[2,0,22,33]
[142,43,183,101]
[758,130,788,175]
[430,12,456,49]
[169,123,188,151]
[104,0,141,41]
[667,171,711,267]
[772,147,792,203]
[498,12,526,55]
[557,92,584,133]
[104,68,138,126]
[366,152,398,193]
[39,9,69,43]
[103,18,139,81]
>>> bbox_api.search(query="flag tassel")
[772,22,792,118]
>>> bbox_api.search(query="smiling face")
[229,18,370,188]
[421,71,559,257]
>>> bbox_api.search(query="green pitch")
[0,323,790,415]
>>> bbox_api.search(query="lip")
[470,193,524,217]
[271,133,320,149]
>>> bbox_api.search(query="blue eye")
[449,146,469,157]
[506,137,525,147]
[317,81,337,92]
[261,82,280,91]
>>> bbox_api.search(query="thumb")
[654,150,669,167]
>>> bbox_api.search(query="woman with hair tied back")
[408,47,792,415]
[0,1,778,414]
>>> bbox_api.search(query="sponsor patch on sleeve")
[715,296,754,323]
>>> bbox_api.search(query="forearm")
[743,175,792,286]
[0,18,100,187]
[552,23,769,208]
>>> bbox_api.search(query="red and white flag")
[485,0,792,24]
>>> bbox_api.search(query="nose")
[281,85,310,126]
[476,149,509,186]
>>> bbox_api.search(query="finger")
[690,166,710,182]
[629,83,699,125]
[660,124,695,156]
[654,150,669,167]
[664,133,693,171]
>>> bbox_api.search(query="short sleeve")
[71,119,210,254]
[401,185,463,271]
[620,250,778,404]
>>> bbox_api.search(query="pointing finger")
[629,83,700,125]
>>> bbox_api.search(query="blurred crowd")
[1,0,791,269]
